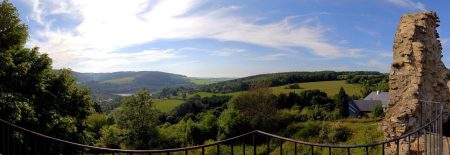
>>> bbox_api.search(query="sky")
[10,0,450,77]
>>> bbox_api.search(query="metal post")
[408,135,411,155]
[266,137,270,155]
[253,133,256,155]
[243,137,245,155]
[294,143,297,155]
[202,146,205,155]
[217,144,220,155]
[417,131,420,154]
[231,143,234,155]
[279,140,283,155]
[425,128,428,155]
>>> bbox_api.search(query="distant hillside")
[199,71,383,93]
[71,71,197,94]
[187,77,235,85]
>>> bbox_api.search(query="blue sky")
[10,0,450,77]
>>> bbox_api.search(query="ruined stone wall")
[382,12,450,154]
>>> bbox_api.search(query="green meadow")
[195,80,362,98]
[153,99,184,112]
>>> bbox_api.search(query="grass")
[270,119,383,155]
[271,80,362,96]
[194,80,362,98]
[102,77,135,84]
[152,118,383,155]
[153,99,184,113]
[194,91,242,98]
[188,77,216,85]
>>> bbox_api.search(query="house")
[348,91,389,116]
[364,91,389,106]
[348,100,383,116]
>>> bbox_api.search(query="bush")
[295,122,321,139]
[285,84,302,89]
[217,109,250,139]
[371,104,384,118]
[96,125,125,149]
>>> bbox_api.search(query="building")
[364,91,388,106]
[349,91,389,116]
[349,100,383,116]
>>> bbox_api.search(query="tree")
[361,81,374,97]
[114,89,161,149]
[335,87,349,117]
[0,1,95,145]
[233,82,277,131]
[217,109,249,139]
[97,125,125,149]
[372,103,384,118]
[0,0,28,51]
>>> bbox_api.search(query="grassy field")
[187,77,216,85]
[102,77,135,84]
[153,99,184,112]
[194,80,362,98]
[271,80,362,96]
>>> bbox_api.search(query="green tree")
[360,81,374,97]
[376,77,389,92]
[217,108,249,139]
[335,87,349,117]
[0,0,28,51]
[233,82,277,131]
[97,125,125,149]
[372,103,384,118]
[114,89,161,149]
[0,1,95,145]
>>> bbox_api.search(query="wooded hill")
[199,71,385,93]
[69,71,197,94]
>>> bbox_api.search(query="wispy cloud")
[73,49,177,72]
[252,53,287,61]
[21,0,361,72]
[379,51,393,58]
[385,0,426,11]
[354,26,380,38]
[440,38,449,47]
[210,48,246,57]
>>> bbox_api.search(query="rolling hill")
[199,71,382,93]
[71,71,197,94]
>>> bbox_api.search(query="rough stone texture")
[382,12,450,154]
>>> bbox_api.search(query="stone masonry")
[382,12,450,154]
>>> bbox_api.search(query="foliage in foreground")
[0,0,94,144]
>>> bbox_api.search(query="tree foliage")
[113,89,161,149]
[233,83,277,131]
[335,87,349,117]
[0,0,94,143]
[0,0,28,51]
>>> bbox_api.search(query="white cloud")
[354,26,380,38]
[385,0,426,11]
[440,38,449,47]
[25,0,357,72]
[252,53,287,61]
[72,49,177,72]
[210,48,246,57]
[379,51,393,57]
